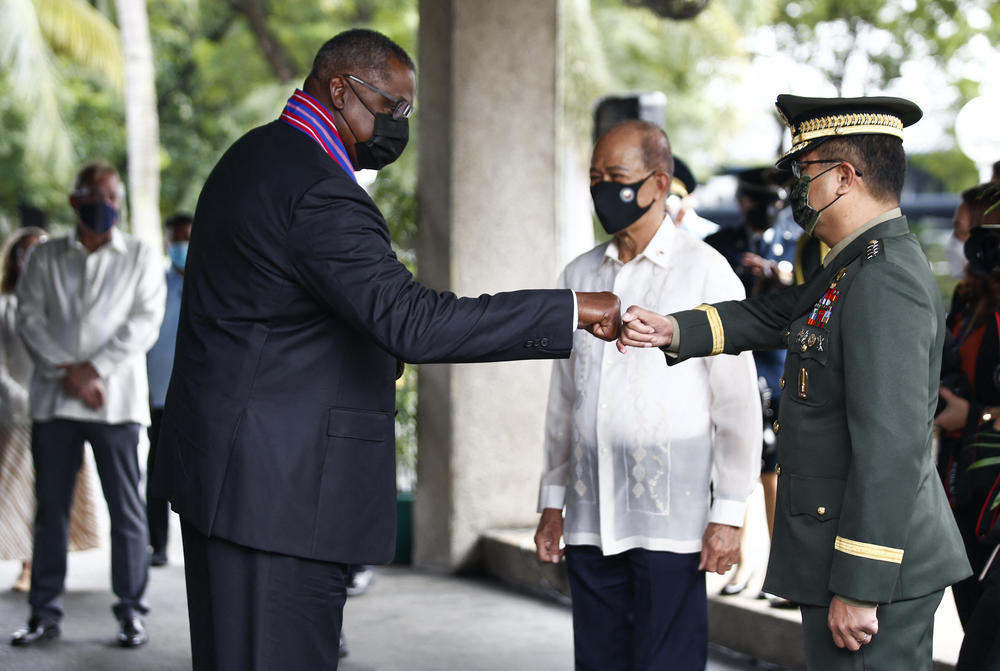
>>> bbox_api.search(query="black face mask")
[590,173,655,235]
[353,112,409,170]
[78,202,119,234]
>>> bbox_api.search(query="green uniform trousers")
[799,590,943,671]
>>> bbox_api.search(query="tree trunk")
[115,0,161,252]
[228,0,297,83]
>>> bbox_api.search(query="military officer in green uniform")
[617,95,972,670]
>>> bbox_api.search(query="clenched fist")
[576,292,621,342]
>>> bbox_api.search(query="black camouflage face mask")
[788,164,842,236]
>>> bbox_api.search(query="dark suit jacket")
[151,120,573,564]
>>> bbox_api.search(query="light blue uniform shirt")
[146,265,183,409]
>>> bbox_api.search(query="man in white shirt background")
[534,121,761,670]
[10,161,165,649]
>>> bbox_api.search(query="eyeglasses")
[791,159,863,179]
[343,74,413,120]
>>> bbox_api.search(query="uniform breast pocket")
[785,328,830,408]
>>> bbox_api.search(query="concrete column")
[415,0,563,570]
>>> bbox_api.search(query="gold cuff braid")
[694,304,724,356]
[834,536,904,564]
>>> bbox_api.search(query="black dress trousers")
[146,408,170,553]
[181,519,348,671]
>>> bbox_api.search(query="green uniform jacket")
[668,216,971,605]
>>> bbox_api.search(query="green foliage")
[394,365,417,491]
[773,0,1000,96]
[0,78,29,239]
[371,144,419,249]
[147,0,418,217]
[571,0,782,175]
[0,0,124,213]
[0,0,419,226]
[35,0,124,90]
[909,149,980,194]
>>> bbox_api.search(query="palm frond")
[34,0,124,91]
[983,183,1000,216]
[968,456,1000,470]
[0,0,75,180]
[968,439,1000,450]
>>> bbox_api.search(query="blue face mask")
[78,202,119,234]
[167,241,188,270]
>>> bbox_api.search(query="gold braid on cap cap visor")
[779,112,904,162]
[792,112,904,146]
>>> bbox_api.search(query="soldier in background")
[706,168,800,603]
[667,156,719,240]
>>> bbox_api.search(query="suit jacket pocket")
[789,474,845,522]
[313,406,397,561]
[327,406,393,442]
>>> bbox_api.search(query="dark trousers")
[800,590,943,670]
[145,408,169,552]
[181,519,348,671]
[565,544,707,671]
[30,419,148,624]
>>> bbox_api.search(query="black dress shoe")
[768,595,799,609]
[10,621,60,646]
[118,616,148,648]
[150,548,168,567]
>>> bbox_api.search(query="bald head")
[593,120,674,178]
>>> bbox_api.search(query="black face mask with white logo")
[590,173,655,235]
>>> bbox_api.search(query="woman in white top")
[0,227,100,591]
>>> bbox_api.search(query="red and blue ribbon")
[280,89,356,181]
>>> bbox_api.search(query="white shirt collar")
[69,226,128,254]
[604,219,675,269]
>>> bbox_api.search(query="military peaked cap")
[775,95,922,169]
[736,166,791,203]
[671,156,697,197]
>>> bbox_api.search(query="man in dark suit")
[151,29,620,671]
